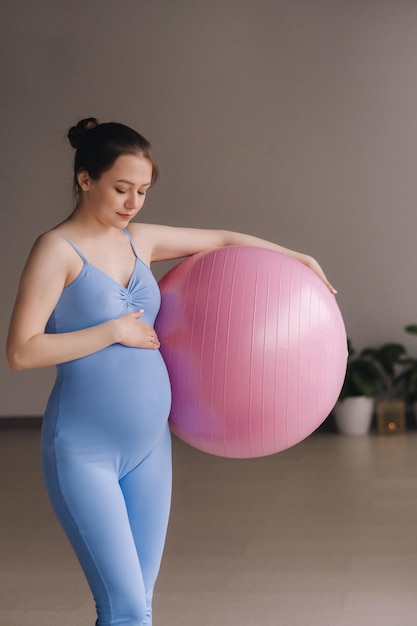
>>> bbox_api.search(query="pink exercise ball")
[155,246,347,458]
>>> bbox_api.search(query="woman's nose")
[125,192,140,210]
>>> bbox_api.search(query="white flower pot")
[333,397,374,435]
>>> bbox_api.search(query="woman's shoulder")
[127,222,159,264]
[127,222,167,245]
[27,227,78,264]
[33,227,67,248]
[16,227,80,292]
[127,221,158,235]
[128,222,171,241]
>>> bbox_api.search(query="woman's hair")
[67,118,159,197]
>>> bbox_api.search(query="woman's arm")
[7,234,158,371]
[133,224,336,294]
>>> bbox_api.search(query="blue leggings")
[41,424,172,626]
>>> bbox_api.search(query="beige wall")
[2,0,417,416]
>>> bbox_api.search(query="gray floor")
[1,421,417,626]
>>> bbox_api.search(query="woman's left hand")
[299,254,337,295]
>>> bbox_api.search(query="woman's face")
[78,153,153,227]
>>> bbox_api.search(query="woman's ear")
[77,169,90,191]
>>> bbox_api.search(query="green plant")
[339,339,386,402]
[360,342,407,397]
[396,325,417,405]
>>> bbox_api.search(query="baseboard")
[0,416,43,427]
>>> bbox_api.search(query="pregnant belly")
[45,345,172,449]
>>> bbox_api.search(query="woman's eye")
[116,188,127,194]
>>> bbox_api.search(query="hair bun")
[68,117,99,149]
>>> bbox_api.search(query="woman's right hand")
[113,310,160,349]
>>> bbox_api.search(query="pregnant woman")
[6,118,334,626]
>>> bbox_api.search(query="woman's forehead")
[108,153,153,182]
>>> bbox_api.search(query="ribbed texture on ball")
[156,246,347,458]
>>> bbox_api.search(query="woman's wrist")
[102,318,120,345]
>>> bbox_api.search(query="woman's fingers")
[116,311,160,349]
[148,331,160,349]
[304,256,337,295]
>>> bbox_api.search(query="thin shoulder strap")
[123,228,139,258]
[58,234,87,263]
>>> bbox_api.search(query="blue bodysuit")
[41,229,172,626]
